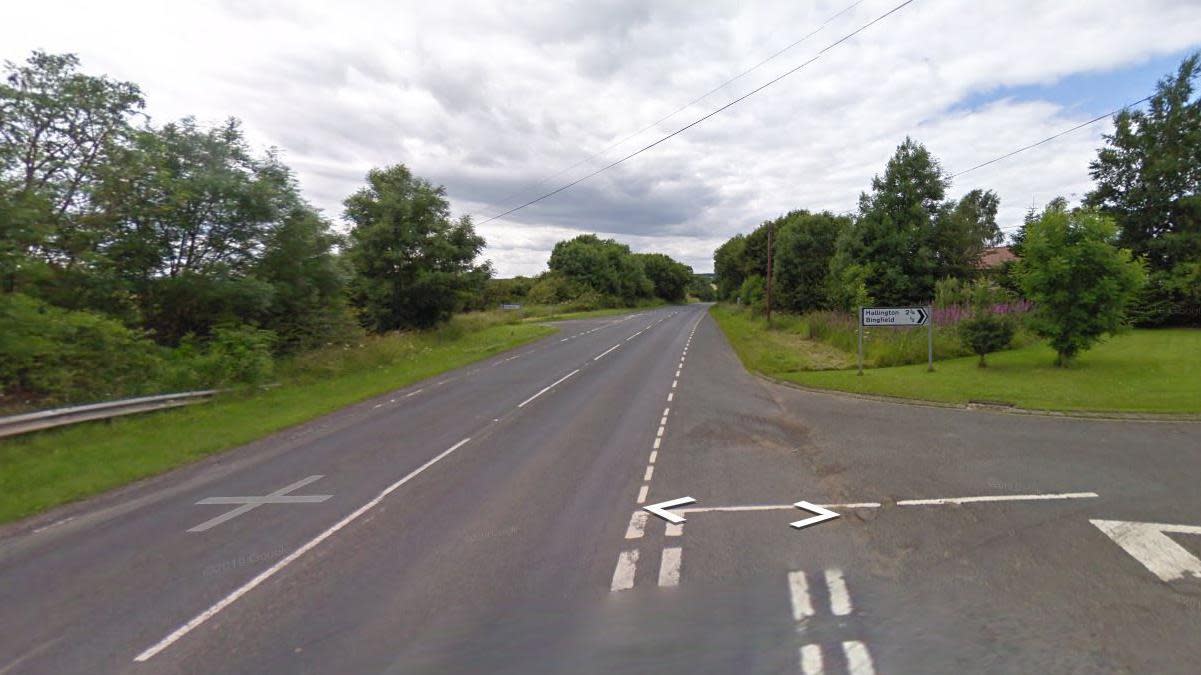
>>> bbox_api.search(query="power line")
[480,0,916,225]
[473,0,866,220]
[949,95,1152,180]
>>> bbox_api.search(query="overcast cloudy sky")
[5,0,1201,275]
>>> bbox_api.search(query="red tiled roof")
[978,246,1016,268]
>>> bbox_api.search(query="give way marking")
[188,475,332,533]
[1090,519,1201,582]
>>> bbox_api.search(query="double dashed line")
[790,568,876,674]
[610,315,701,592]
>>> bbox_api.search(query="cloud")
[3,0,1200,276]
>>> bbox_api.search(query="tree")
[1086,53,1201,326]
[547,234,651,303]
[345,164,490,331]
[713,234,748,300]
[831,138,1002,308]
[772,210,848,312]
[688,274,716,301]
[1017,203,1145,366]
[0,51,144,291]
[957,279,1015,367]
[636,252,692,303]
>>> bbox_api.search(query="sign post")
[858,306,933,373]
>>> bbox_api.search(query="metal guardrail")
[0,390,220,439]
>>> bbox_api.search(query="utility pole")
[765,220,774,327]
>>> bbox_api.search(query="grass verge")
[0,319,554,525]
[711,305,1201,414]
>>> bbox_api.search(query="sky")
[4,0,1201,276]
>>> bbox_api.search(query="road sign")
[860,307,928,326]
[858,306,934,374]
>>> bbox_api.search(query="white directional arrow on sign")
[789,501,841,530]
[1090,519,1201,582]
[644,496,696,525]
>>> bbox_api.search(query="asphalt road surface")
[2,304,1199,674]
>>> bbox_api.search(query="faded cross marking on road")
[188,475,332,533]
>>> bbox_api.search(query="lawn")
[711,305,1201,415]
[0,320,554,524]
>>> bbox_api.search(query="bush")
[738,275,766,313]
[958,314,1016,367]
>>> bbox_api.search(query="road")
[1,303,1199,674]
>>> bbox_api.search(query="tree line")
[0,51,694,406]
[713,54,1199,364]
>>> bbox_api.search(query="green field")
[711,305,1201,415]
[0,320,555,524]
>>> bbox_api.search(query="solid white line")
[800,644,823,675]
[594,344,621,361]
[644,466,654,481]
[135,437,473,662]
[666,522,683,537]
[658,547,682,587]
[788,570,814,620]
[896,492,1099,506]
[825,568,852,616]
[517,369,580,408]
[624,511,648,539]
[649,450,658,464]
[842,641,876,675]
[637,485,649,504]
[610,550,639,591]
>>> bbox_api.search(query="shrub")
[958,314,1016,367]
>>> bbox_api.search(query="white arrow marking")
[644,496,696,525]
[1090,519,1201,582]
[790,501,840,530]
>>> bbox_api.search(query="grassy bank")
[0,315,555,524]
[711,304,1201,414]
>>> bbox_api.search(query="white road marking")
[656,426,664,437]
[649,450,658,464]
[624,512,648,539]
[1091,519,1201,582]
[517,369,580,408]
[644,466,654,481]
[675,369,681,377]
[611,550,639,591]
[788,570,814,620]
[680,503,878,514]
[842,641,876,675]
[403,388,424,398]
[667,392,674,402]
[671,380,678,388]
[626,330,644,341]
[824,568,852,616]
[136,438,473,662]
[658,547,682,586]
[188,476,332,533]
[663,407,670,416]
[896,492,1098,506]
[800,644,823,675]
[653,437,661,449]
[637,485,649,504]
[660,416,668,426]
[594,344,621,361]
[666,523,683,537]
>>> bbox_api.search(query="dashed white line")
[665,523,683,537]
[788,570,814,620]
[842,640,877,675]
[517,369,580,408]
[656,426,664,437]
[624,512,648,539]
[671,380,678,389]
[644,466,654,481]
[610,550,639,591]
[134,437,473,662]
[799,644,823,675]
[594,344,621,361]
[649,450,658,464]
[636,485,649,503]
[824,568,852,616]
[658,547,682,587]
[653,437,661,449]
[667,392,674,402]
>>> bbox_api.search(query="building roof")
[978,246,1016,268]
